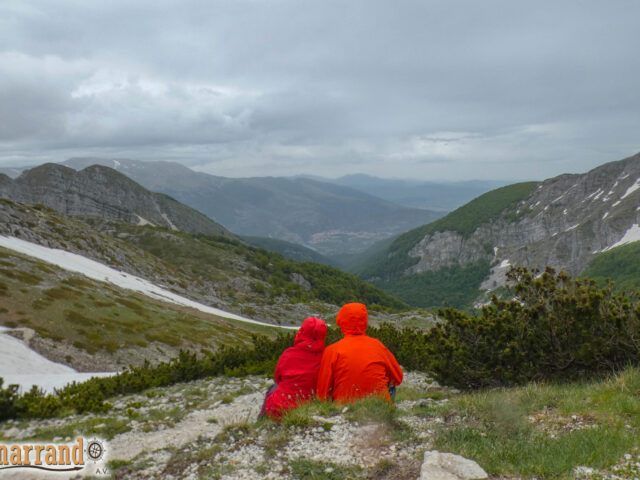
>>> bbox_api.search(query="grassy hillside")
[1,201,407,326]
[240,235,335,266]
[358,182,539,281]
[582,241,640,294]
[432,367,640,478]
[0,247,282,369]
[375,260,491,310]
[89,220,408,312]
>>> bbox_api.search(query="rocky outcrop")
[0,163,231,237]
[407,152,640,285]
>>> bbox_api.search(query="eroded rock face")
[419,451,488,480]
[0,163,230,237]
[407,153,640,284]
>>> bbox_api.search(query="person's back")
[316,303,402,403]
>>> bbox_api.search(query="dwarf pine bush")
[425,267,640,389]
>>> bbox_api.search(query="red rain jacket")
[316,303,403,403]
[263,317,327,419]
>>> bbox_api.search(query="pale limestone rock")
[419,451,488,480]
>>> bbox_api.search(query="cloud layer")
[1,1,639,180]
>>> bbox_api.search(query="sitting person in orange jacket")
[316,303,403,403]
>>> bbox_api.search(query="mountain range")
[0,163,230,237]
[358,152,640,309]
[2,151,639,314]
[60,158,443,255]
[316,174,507,211]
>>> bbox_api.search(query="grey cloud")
[0,0,639,179]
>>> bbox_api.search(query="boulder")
[419,450,488,480]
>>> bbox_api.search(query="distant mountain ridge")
[359,152,640,309]
[0,163,231,237]
[319,173,508,211]
[62,158,443,255]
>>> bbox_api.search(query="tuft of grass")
[280,399,343,429]
[263,429,290,458]
[289,458,362,480]
[344,396,396,426]
[0,268,43,285]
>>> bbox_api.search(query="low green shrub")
[424,267,640,389]
[0,332,296,421]
[0,379,18,421]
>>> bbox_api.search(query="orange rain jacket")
[316,303,403,403]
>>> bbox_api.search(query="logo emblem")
[86,439,105,462]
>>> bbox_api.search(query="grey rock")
[420,451,488,480]
[366,152,640,298]
[291,272,312,290]
[0,163,230,237]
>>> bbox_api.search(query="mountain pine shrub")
[424,266,640,388]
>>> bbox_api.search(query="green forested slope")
[582,241,640,294]
[358,182,539,280]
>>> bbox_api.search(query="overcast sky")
[1,1,639,181]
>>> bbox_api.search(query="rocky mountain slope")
[0,199,414,370]
[360,152,640,309]
[0,163,231,237]
[62,158,442,255]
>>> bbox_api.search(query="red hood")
[294,317,327,352]
[336,303,368,335]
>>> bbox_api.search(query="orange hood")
[336,303,368,335]
[294,316,327,352]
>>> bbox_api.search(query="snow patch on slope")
[161,213,178,230]
[621,178,640,200]
[600,224,640,252]
[0,327,112,393]
[136,215,154,226]
[0,236,295,330]
[0,236,297,391]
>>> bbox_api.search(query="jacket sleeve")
[383,347,403,386]
[315,348,335,401]
[274,349,289,385]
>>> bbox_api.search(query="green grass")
[583,241,640,294]
[0,247,286,360]
[430,366,640,478]
[28,415,132,441]
[289,458,363,480]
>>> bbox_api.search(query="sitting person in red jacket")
[316,303,403,403]
[261,316,327,419]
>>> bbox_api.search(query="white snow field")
[0,235,297,392]
[0,326,112,393]
[601,224,640,252]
